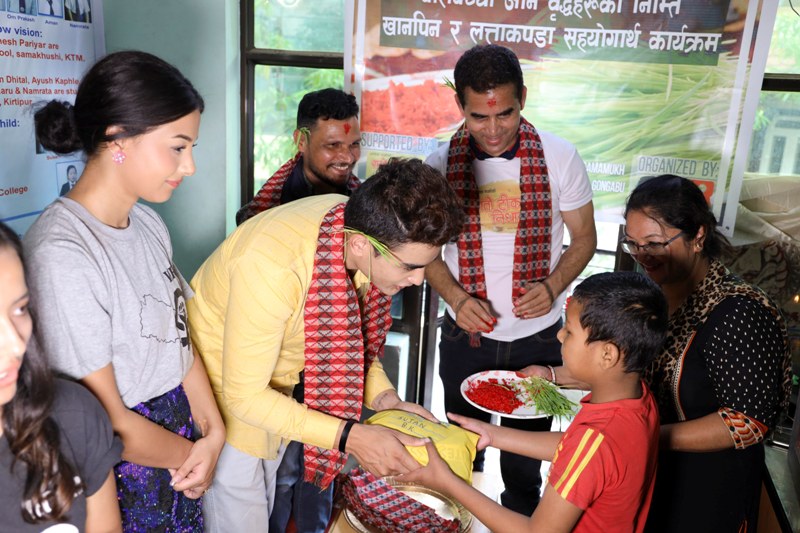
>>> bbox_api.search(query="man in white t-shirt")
[425,44,597,516]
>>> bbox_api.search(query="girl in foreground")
[26,51,225,530]
[0,222,122,532]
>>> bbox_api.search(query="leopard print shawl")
[643,260,791,423]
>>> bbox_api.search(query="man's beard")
[305,160,352,190]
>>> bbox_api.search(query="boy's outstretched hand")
[397,440,457,494]
[447,412,494,451]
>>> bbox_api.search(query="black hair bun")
[34,100,83,154]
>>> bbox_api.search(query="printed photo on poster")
[0,0,104,234]
[38,0,63,18]
[55,160,82,196]
[5,1,38,15]
[65,0,91,23]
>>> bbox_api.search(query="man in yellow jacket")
[188,158,464,532]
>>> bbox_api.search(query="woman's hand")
[175,349,227,497]
[81,365,193,468]
[169,427,225,498]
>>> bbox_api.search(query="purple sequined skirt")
[114,383,202,532]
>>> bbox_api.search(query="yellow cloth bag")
[364,410,479,483]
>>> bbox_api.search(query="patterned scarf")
[236,153,361,224]
[302,203,393,489]
[342,468,461,532]
[644,260,791,423]
[445,117,552,302]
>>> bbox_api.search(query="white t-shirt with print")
[426,130,592,341]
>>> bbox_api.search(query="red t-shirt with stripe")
[547,383,659,533]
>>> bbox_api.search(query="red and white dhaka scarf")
[446,117,553,302]
[302,202,393,489]
[342,468,460,532]
[237,153,361,224]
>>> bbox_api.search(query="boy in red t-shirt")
[401,271,667,533]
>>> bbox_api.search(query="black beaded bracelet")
[338,420,356,453]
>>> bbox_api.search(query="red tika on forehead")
[487,97,497,107]
[565,296,572,309]
[343,123,351,134]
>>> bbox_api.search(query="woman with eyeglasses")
[527,174,791,532]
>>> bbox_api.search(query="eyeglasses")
[619,232,683,256]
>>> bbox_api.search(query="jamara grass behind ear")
[342,227,401,267]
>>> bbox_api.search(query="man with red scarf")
[425,44,597,516]
[235,87,363,533]
[189,159,465,532]
[236,88,362,225]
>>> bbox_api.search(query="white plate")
[460,370,588,419]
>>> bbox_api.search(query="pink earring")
[112,150,126,164]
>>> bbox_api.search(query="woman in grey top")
[26,51,224,531]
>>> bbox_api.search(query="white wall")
[103,0,240,278]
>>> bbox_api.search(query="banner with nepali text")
[345,0,776,231]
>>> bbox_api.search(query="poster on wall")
[345,0,777,231]
[0,0,104,235]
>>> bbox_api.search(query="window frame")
[240,4,800,267]
[239,0,345,207]
[241,3,800,206]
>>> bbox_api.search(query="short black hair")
[344,158,464,248]
[625,174,731,259]
[297,88,359,131]
[453,44,524,107]
[571,272,668,374]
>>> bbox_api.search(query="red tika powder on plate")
[465,379,523,414]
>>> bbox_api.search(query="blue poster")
[0,0,104,234]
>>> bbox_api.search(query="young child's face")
[557,299,595,381]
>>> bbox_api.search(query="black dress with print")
[646,296,787,533]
